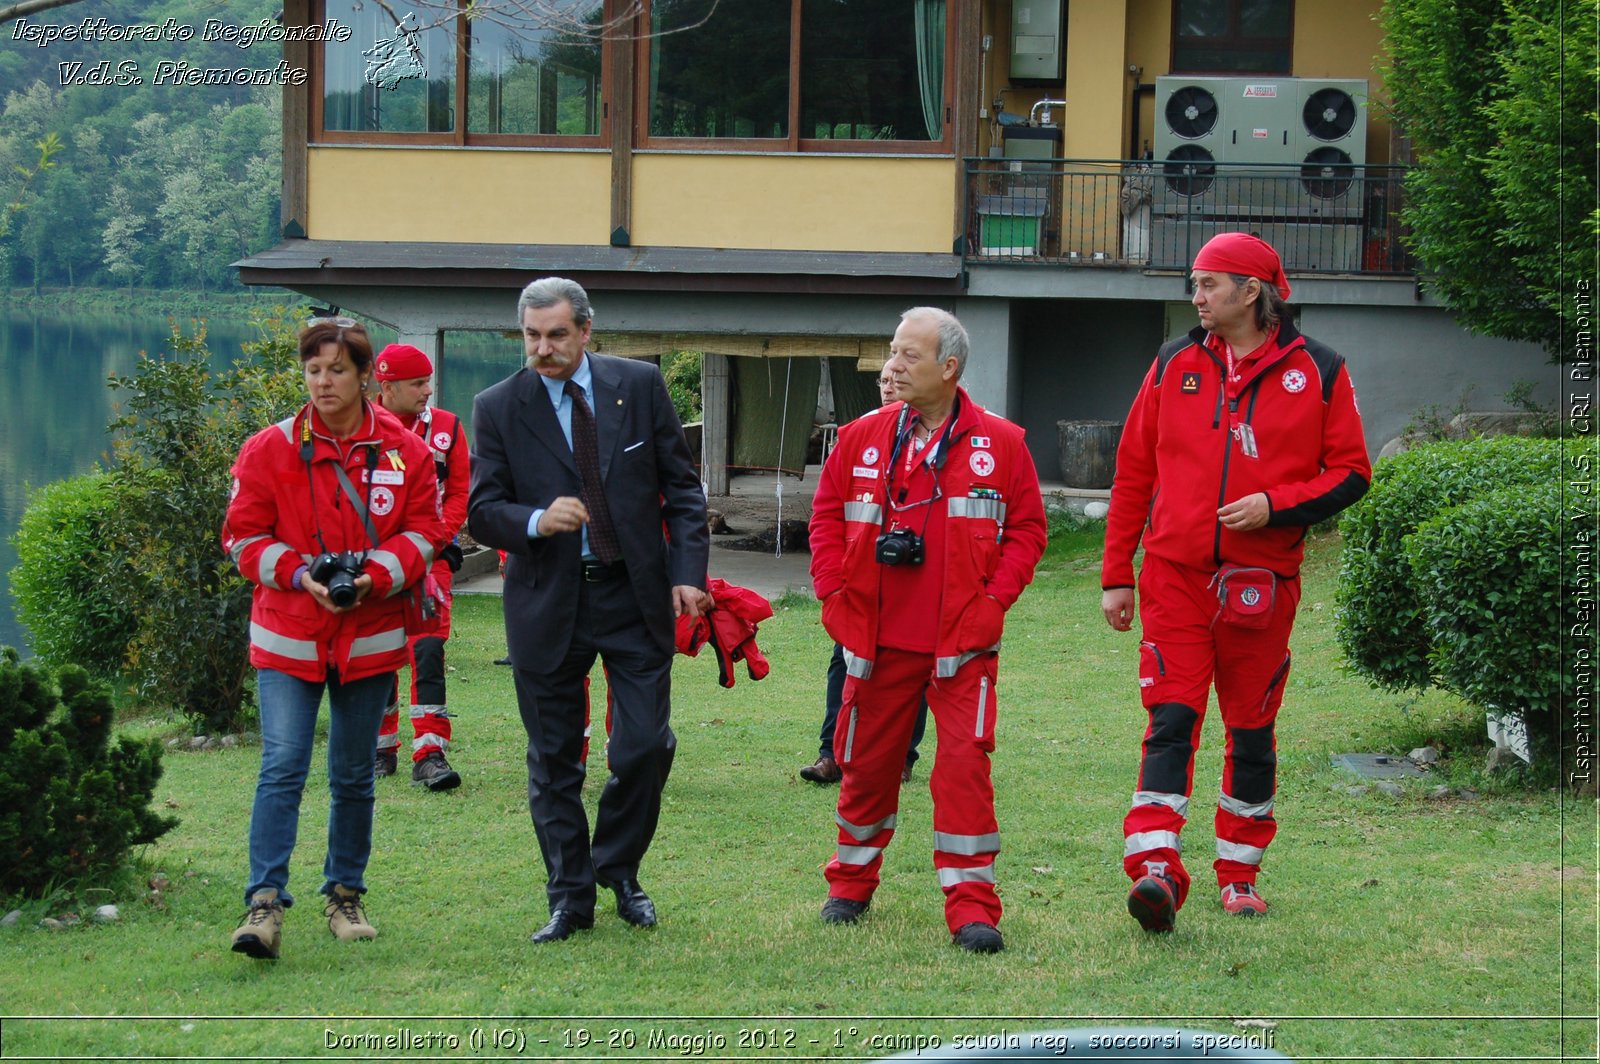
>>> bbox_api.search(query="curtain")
[913,0,946,141]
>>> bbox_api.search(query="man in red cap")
[1100,232,1371,932]
[373,343,469,790]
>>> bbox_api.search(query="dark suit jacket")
[467,353,710,672]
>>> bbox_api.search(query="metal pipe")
[1030,97,1067,126]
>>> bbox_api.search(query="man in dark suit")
[468,277,709,944]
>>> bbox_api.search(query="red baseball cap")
[374,343,433,381]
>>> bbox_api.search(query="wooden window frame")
[310,0,611,148]
[1169,0,1294,76]
[634,0,956,155]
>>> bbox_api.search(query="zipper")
[975,676,989,738]
[1214,376,1265,566]
[1261,654,1291,712]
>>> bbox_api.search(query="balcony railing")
[961,158,1414,277]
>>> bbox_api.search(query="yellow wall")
[1294,3,1391,161]
[306,148,611,245]
[630,154,955,253]
[1061,0,1129,159]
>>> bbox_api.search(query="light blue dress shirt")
[526,355,597,559]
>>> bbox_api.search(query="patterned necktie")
[563,379,621,565]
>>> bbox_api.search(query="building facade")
[239,0,1552,490]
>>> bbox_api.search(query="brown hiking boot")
[230,888,284,960]
[324,885,377,941]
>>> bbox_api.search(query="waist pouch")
[1212,565,1276,629]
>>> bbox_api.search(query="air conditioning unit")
[1292,79,1368,218]
[1155,77,1369,220]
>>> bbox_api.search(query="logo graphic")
[363,13,425,90]
[971,435,991,448]
[969,450,996,477]
[1242,84,1278,98]
[1181,372,1201,394]
[1282,369,1307,393]
[1239,586,1261,607]
[370,486,396,516]
[862,446,880,465]
[432,431,451,451]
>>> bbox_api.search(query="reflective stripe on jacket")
[809,387,1048,679]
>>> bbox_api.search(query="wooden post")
[280,0,310,238]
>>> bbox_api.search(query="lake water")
[0,305,523,655]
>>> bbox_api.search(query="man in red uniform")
[1101,233,1371,932]
[810,307,1047,953]
[373,344,469,791]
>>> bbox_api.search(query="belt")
[581,559,626,583]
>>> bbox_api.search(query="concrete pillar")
[395,326,445,401]
[702,352,730,496]
[953,297,1018,420]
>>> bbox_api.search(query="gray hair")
[900,306,969,379]
[1228,272,1288,333]
[517,276,593,328]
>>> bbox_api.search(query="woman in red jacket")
[222,318,442,960]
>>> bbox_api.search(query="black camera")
[875,527,925,566]
[309,550,366,608]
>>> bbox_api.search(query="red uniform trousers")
[826,647,1002,933]
[1123,553,1299,907]
[380,564,454,762]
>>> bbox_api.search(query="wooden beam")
[281,0,310,238]
[610,0,636,246]
[590,333,891,363]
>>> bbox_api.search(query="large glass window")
[648,0,948,147]
[467,9,603,136]
[649,0,791,139]
[1172,0,1293,74]
[322,1,457,133]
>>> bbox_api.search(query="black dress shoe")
[602,879,657,928]
[531,909,593,944]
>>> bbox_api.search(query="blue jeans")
[245,669,392,907]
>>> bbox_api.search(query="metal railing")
[961,157,1414,277]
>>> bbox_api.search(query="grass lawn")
[1,529,1594,1060]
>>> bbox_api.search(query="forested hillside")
[0,0,284,291]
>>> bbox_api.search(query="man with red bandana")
[373,344,469,791]
[810,307,1047,954]
[1101,233,1371,932]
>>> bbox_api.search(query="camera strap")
[886,392,961,505]
[301,409,382,553]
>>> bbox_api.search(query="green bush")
[96,310,305,734]
[0,648,177,898]
[662,350,703,425]
[1403,481,1565,757]
[1335,436,1562,691]
[10,472,137,677]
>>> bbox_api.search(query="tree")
[1381,0,1598,358]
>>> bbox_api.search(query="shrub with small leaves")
[1335,436,1561,692]
[0,648,177,899]
[1403,480,1566,755]
[10,472,137,678]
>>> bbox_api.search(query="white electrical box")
[1010,0,1063,83]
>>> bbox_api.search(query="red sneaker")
[1127,874,1178,933]
[1221,881,1268,916]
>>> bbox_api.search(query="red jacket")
[1102,322,1371,588]
[810,387,1048,680]
[223,401,443,683]
[400,405,469,542]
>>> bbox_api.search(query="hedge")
[10,472,137,678]
[1336,436,1562,692]
[1404,481,1565,751]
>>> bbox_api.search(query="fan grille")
[1164,86,1219,140]
[1163,145,1216,198]
[1303,88,1358,142]
[1301,147,1355,199]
